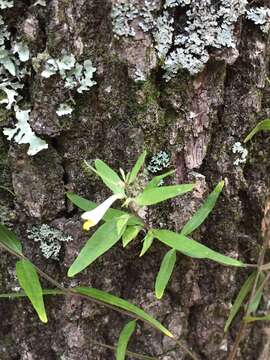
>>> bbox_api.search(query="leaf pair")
[154,181,232,299]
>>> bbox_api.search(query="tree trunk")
[1,1,270,359]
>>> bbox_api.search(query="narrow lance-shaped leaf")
[244,119,270,143]
[116,320,137,360]
[139,231,154,257]
[144,170,175,191]
[135,184,195,206]
[224,272,256,332]
[75,287,173,337]
[16,259,47,323]
[66,192,142,226]
[244,314,270,323]
[68,215,129,277]
[155,249,176,299]
[247,272,265,314]
[95,159,125,196]
[0,286,173,338]
[122,226,142,247]
[154,229,245,268]
[128,150,147,185]
[0,224,23,254]
[181,180,224,236]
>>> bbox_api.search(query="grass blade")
[116,320,137,360]
[224,272,256,332]
[181,181,224,236]
[75,287,173,337]
[155,249,176,299]
[0,287,172,338]
[244,119,270,143]
[244,314,270,323]
[16,259,47,323]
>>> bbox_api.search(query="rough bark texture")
[1,1,270,359]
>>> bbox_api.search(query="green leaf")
[122,226,142,247]
[0,286,172,338]
[66,192,142,226]
[128,151,147,184]
[139,231,154,257]
[244,119,270,143]
[181,181,224,236]
[144,170,175,191]
[95,159,125,196]
[247,272,265,314]
[116,320,137,360]
[135,184,195,206]
[244,314,270,323]
[15,260,47,323]
[224,272,256,332]
[0,224,22,254]
[155,249,176,299]
[68,216,129,277]
[74,287,173,337]
[153,229,245,267]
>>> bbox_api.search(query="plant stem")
[228,200,270,360]
[91,340,158,360]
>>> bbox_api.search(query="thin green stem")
[91,340,158,360]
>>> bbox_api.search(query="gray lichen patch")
[246,7,270,33]
[27,224,73,260]
[111,0,270,80]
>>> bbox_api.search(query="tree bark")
[1,1,270,359]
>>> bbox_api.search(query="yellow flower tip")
[83,220,95,231]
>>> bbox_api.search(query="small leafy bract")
[181,180,224,236]
[68,215,129,277]
[122,225,142,247]
[66,192,142,226]
[135,184,195,206]
[95,159,125,196]
[154,230,245,267]
[128,150,147,184]
[75,287,173,337]
[116,320,137,360]
[16,260,47,323]
[224,272,256,332]
[155,249,176,299]
[0,224,22,254]
[139,231,154,257]
[244,119,270,143]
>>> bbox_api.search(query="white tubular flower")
[81,194,121,231]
